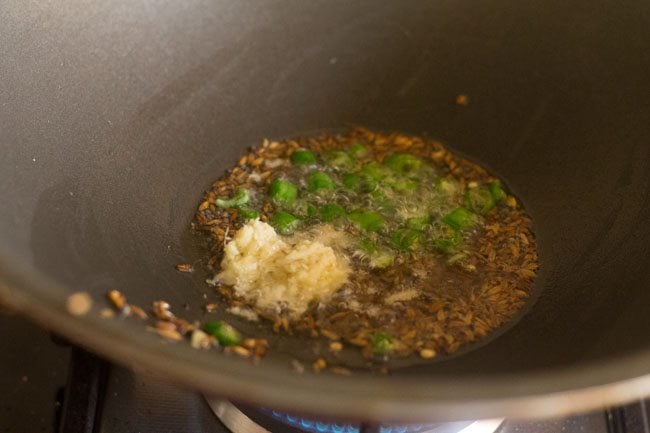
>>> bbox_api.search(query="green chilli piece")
[383,153,422,176]
[348,143,369,159]
[442,207,478,231]
[356,238,377,254]
[307,171,336,192]
[436,177,461,196]
[406,215,430,231]
[323,150,353,169]
[371,332,394,355]
[356,239,394,269]
[216,188,250,209]
[320,203,346,222]
[432,224,462,253]
[361,162,389,181]
[270,211,301,234]
[369,250,394,269]
[203,321,242,346]
[290,149,317,165]
[357,162,389,192]
[348,209,384,232]
[391,178,419,193]
[390,228,422,252]
[488,180,507,202]
[342,173,361,191]
[238,207,260,220]
[465,187,496,214]
[269,179,298,206]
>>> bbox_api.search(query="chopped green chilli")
[270,211,301,234]
[369,249,394,269]
[269,179,298,206]
[465,187,496,214]
[348,143,369,159]
[406,216,430,231]
[323,150,353,169]
[196,128,538,364]
[371,332,394,355]
[442,207,477,231]
[216,188,250,209]
[361,162,389,181]
[390,228,422,252]
[355,238,395,268]
[238,207,260,220]
[432,223,462,253]
[342,173,361,191]
[321,203,346,222]
[489,180,507,202]
[436,177,460,196]
[306,202,318,218]
[203,321,242,346]
[290,149,317,165]
[307,171,336,192]
[390,178,419,193]
[348,209,384,232]
[383,153,422,176]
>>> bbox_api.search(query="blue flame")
[265,410,426,433]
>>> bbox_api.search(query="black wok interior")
[2,0,650,421]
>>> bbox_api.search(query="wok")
[2,0,650,423]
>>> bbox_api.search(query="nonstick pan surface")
[1,0,650,422]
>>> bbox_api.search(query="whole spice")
[175,263,194,273]
[66,292,93,316]
[107,290,127,311]
[312,358,327,373]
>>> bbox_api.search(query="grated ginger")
[218,220,350,317]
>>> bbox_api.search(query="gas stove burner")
[206,399,503,433]
[264,409,426,433]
